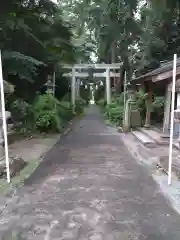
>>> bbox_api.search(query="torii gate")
[62,63,122,106]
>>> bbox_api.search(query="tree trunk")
[116,63,125,93]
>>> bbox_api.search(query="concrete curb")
[120,132,180,216]
[120,133,159,168]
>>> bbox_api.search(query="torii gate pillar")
[71,67,76,110]
[106,68,111,104]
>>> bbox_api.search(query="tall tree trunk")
[111,41,116,63]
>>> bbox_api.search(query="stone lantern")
[127,83,135,101]
[45,77,54,95]
[123,83,141,132]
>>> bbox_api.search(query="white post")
[106,68,111,104]
[71,67,76,111]
[0,51,10,183]
[168,54,177,185]
[76,78,80,99]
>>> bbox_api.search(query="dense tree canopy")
[1,0,85,100]
[134,0,180,76]
[61,0,180,81]
[1,0,180,96]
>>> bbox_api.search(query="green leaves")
[2,51,45,82]
[0,0,78,99]
[135,0,180,75]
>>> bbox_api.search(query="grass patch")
[0,159,40,195]
[104,119,112,126]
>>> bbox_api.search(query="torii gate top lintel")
[63,63,122,70]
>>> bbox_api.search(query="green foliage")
[94,87,105,103]
[80,87,90,104]
[98,94,124,125]
[61,92,71,102]
[59,101,74,121]
[98,99,106,108]
[32,95,85,132]
[135,89,147,121]
[10,99,34,133]
[35,109,63,133]
[2,51,45,82]
[134,90,165,123]
[1,0,88,103]
[152,96,165,123]
[59,101,70,108]
[33,94,63,132]
[10,100,32,122]
[99,90,165,126]
[134,0,180,75]
[75,98,86,114]
[105,103,124,125]
[10,94,78,134]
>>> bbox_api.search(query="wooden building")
[132,58,180,136]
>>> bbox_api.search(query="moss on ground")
[0,159,40,195]
[0,113,85,196]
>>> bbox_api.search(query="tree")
[0,0,83,100]
[61,0,140,91]
[134,0,180,76]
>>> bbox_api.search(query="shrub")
[135,89,147,121]
[35,109,63,132]
[10,94,84,133]
[59,101,74,121]
[112,93,124,105]
[99,94,125,125]
[98,98,106,107]
[105,102,124,125]
[10,99,34,132]
[152,96,165,122]
[61,93,71,102]
[33,94,63,132]
[75,98,86,114]
[99,90,165,127]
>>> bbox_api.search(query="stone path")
[1,106,180,239]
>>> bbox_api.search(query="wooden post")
[71,67,76,111]
[144,82,152,128]
[106,68,111,104]
[163,83,171,134]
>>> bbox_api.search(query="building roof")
[132,57,180,83]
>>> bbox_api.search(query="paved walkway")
[1,106,180,239]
